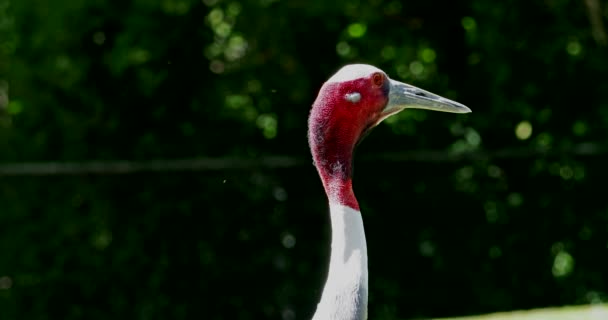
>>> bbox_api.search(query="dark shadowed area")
[1,0,608,319]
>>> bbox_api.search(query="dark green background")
[1,0,607,319]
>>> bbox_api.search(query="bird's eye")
[372,72,384,87]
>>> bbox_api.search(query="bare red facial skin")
[308,73,390,210]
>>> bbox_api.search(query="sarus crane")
[308,64,470,320]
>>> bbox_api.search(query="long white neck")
[312,202,368,320]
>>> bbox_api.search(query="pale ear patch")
[345,92,361,103]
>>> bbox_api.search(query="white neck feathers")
[312,203,368,320]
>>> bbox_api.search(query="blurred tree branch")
[0,143,605,176]
[583,0,607,46]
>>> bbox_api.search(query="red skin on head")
[308,72,390,210]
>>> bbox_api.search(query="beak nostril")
[414,91,427,97]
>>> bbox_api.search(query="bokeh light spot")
[461,17,477,31]
[92,31,105,45]
[567,41,582,56]
[7,100,22,115]
[572,120,587,136]
[256,113,278,139]
[409,61,424,75]
[553,250,574,277]
[0,276,12,290]
[465,128,481,147]
[347,23,367,38]
[421,48,436,63]
[515,121,532,140]
[336,41,351,57]
[560,166,574,180]
[507,192,523,207]
[282,233,296,249]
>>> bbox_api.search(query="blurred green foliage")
[440,304,608,320]
[1,0,608,319]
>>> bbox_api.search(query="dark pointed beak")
[382,79,471,118]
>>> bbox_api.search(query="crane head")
[308,64,470,169]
